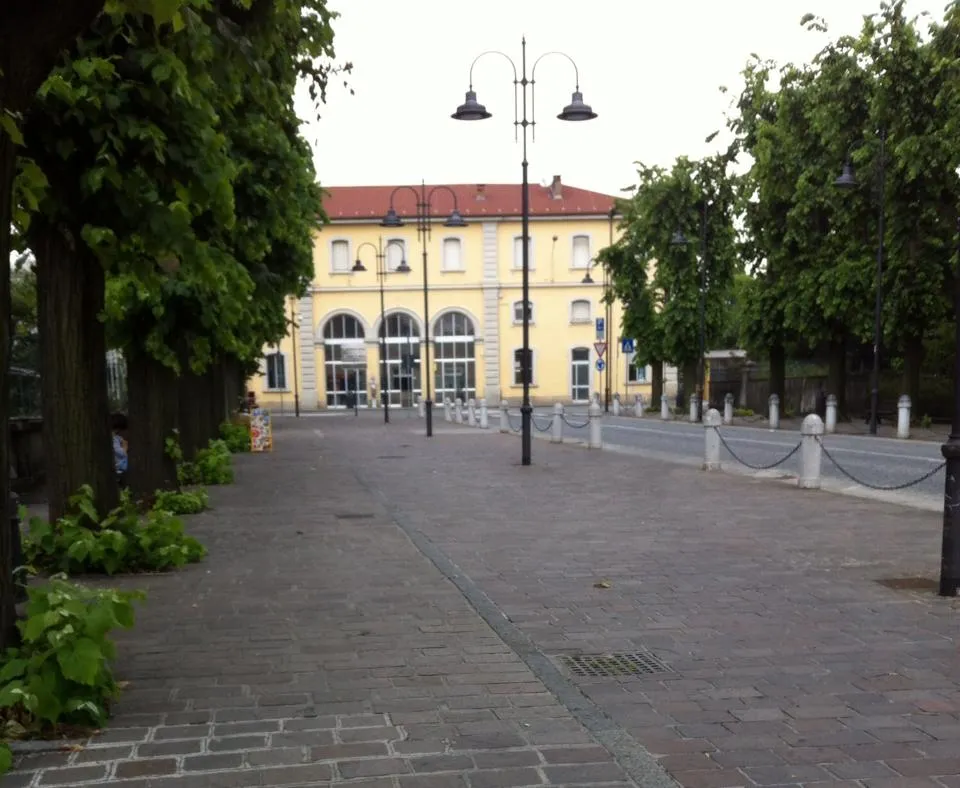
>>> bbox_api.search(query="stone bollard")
[479,398,489,429]
[418,396,425,419]
[799,414,824,489]
[661,394,671,421]
[444,397,452,422]
[723,393,734,426]
[768,394,780,430]
[703,408,722,471]
[588,401,603,449]
[467,398,477,427]
[825,394,837,434]
[897,395,911,439]
[592,392,601,407]
[634,393,644,418]
[455,397,464,424]
[612,393,621,416]
[689,394,700,423]
[499,400,509,433]
[551,402,563,443]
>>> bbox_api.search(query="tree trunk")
[650,360,664,408]
[681,359,698,407]
[208,361,227,436]
[902,333,924,414]
[178,367,206,459]
[0,128,17,647]
[223,356,241,417]
[768,342,786,401]
[34,221,117,522]
[827,335,848,420]
[127,352,179,502]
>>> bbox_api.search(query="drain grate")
[335,513,375,520]
[376,455,407,460]
[558,652,670,678]
[877,576,938,591]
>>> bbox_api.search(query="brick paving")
[342,413,960,788]
[9,418,641,787]
[9,413,960,788]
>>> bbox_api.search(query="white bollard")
[592,392,601,407]
[418,396,425,418]
[479,398,489,429]
[897,395,911,439]
[455,397,464,424]
[825,394,837,434]
[588,401,603,449]
[661,394,671,421]
[551,402,563,443]
[499,400,509,434]
[612,393,621,417]
[799,414,824,489]
[634,394,644,418]
[703,407,722,471]
[689,394,700,423]
[768,394,780,430]
[467,398,477,427]
[723,393,734,426]
[443,397,452,422]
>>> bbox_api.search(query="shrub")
[920,414,933,429]
[153,488,209,515]
[734,408,755,418]
[23,486,206,575]
[178,439,234,486]
[0,576,144,742]
[220,420,251,453]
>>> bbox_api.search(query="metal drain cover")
[877,577,938,591]
[335,513,375,520]
[558,652,670,678]
[376,455,407,460]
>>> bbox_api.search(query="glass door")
[571,348,590,402]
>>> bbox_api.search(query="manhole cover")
[558,652,670,678]
[877,577,938,591]
[335,513,375,520]
[376,455,407,460]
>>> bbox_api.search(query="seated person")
[111,412,129,485]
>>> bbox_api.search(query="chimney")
[549,175,562,199]
[475,184,486,201]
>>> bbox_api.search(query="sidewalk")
[8,417,646,788]
[10,413,960,788]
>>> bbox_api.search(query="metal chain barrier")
[816,437,946,491]
[505,411,523,432]
[712,426,802,471]
[531,415,553,433]
[561,414,590,429]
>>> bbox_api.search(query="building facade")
[249,177,667,412]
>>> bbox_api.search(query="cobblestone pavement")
[9,418,646,788]
[335,413,960,788]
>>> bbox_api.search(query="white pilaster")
[481,222,501,404]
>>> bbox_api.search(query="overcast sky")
[296,0,948,197]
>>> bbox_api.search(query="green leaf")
[0,742,12,776]
[0,112,24,146]
[56,637,104,686]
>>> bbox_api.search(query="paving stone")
[338,756,410,778]
[114,757,178,778]
[38,764,109,785]
[468,766,545,787]
[409,754,476,772]
[538,746,613,764]
[182,752,244,771]
[542,763,628,783]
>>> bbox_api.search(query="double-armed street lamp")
[670,200,710,422]
[352,238,410,424]
[379,183,467,438]
[834,128,887,436]
[451,38,598,465]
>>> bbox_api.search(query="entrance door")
[327,364,368,408]
[571,347,590,402]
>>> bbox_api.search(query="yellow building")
[250,176,661,412]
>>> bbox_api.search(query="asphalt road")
[492,407,947,502]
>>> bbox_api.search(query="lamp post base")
[425,399,433,437]
[940,438,960,597]
[521,403,532,466]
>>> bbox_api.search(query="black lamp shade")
[581,271,594,284]
[452,90,492,121]
[558,91,597,121]
[396,261,411,273]
[443,209,468,227]
[381,208,404,227]
[834,162,858,189]
[670,230,689,247]
[352,259,366,272]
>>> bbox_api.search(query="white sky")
[296,0,947,197]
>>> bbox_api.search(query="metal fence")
[6,350,128,419]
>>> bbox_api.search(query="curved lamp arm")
[465,50,519,141]
[426,184,462,211]
[387,184,422,211]
[530,51,586,141]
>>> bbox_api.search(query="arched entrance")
[323,313,367,407]
[380,313,421,407]
[434,311,476,403]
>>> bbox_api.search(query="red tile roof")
[321,180,616,221]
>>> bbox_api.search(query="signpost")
[596,359,605,372]
[621,338,635,354]
[594,341,607,358]
[595,317,605,340]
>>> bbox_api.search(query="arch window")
[434,312,476,403]
[379,313,421,406]
[323,314,367,407]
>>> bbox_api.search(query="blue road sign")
[621,338,635,354]
[596,359,605,372]
[595,317,605,339]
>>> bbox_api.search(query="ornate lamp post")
[380,183,467,437]
[352,238,410,424]
[451,38,597,465]
[834,128,887,435]
[940,211,960,597]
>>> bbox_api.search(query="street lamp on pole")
[451,38,598,466]
[670,199,710,422]
[380,183,467,438]
[352,238,410,424]
[834,128,887,436]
